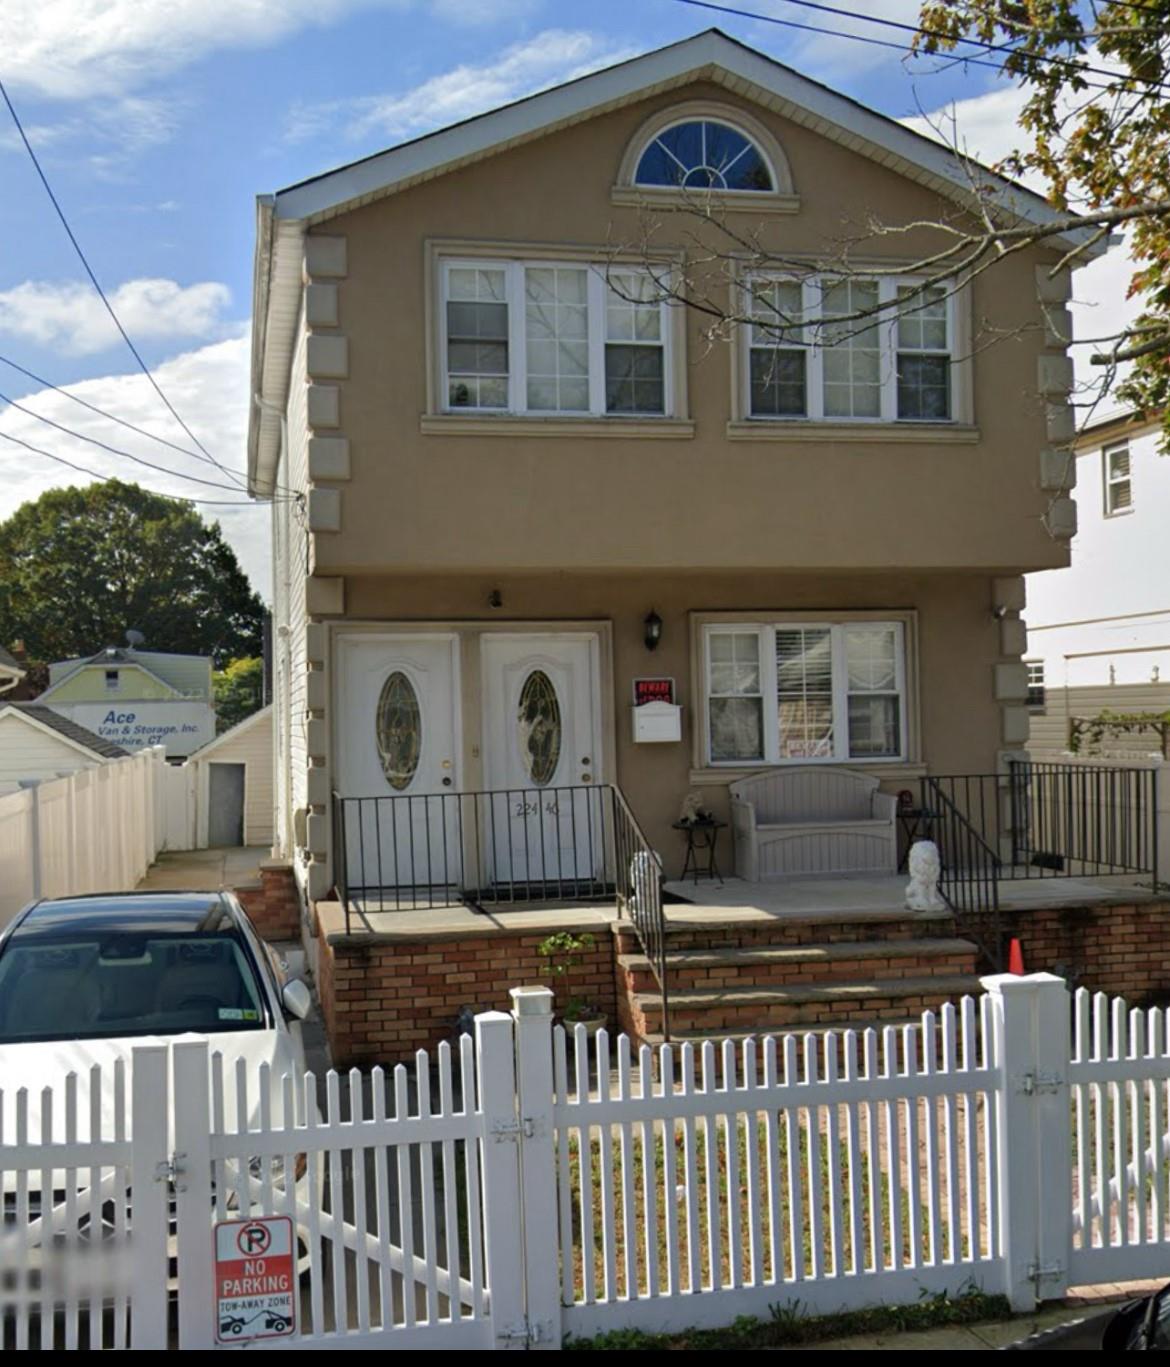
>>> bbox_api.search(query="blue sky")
[0,1,1130,598]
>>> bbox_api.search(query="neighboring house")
[1026,409,1170,757]
[0,702,129,794]
[38,640,215,758]
[250,28,1092,906]
[0,646,24,697]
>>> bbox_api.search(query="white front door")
[335,635,460,892]
[482,634,603,889]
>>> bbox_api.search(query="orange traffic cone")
[1008,938,1025,975]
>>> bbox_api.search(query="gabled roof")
[248,27,1104,495]
[190,703,272,761]
[44,646,211,700]
[41,655,183,701]
[0,703,130,760]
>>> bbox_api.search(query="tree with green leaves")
[916,0,1170,435]
[0,480,265,666]
[213,656,265,733]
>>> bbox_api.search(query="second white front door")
[481,634,603,888]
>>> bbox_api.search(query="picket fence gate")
[5,972,1170,1351]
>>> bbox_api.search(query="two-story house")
[1026,408,1170,758]
[249,30,1104,1062]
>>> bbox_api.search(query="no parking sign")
[214,1216,296,1344]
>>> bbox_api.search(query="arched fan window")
[634,119,774,192]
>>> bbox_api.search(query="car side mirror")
[281,979,312,1021]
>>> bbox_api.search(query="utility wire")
[0,389,297,497]
[0,352,215,465]
[0,71,249,490]
[671,0,1170,91]
[0,429,270,508]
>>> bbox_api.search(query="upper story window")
[1103,442,1132,515]
[104,669,119,691]
[703,620,908,766]
[1026,660,1046,710]
[634,119,773,192]
[441,259,672,418]
[746,275,955,423]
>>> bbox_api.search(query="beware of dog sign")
[214,1216,296,1344]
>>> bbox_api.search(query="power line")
[0,71,249,491]
[0,352,212,465]
[0,429,271,508]
[671,0,1170,91]
[0,388,294,497]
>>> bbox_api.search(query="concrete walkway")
[135,845,268,891]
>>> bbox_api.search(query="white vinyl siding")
[440,259,673,417]
[703,621,907,765]
[743,274,956,424]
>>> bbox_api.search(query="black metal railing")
[921,774,1002,968]
[611,786,669,1041]
[330,784,669,1035]
[925,760,1158,883]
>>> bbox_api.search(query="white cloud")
[287,29,639,143]
[0,1,531,102]
[0,335,271,597]
[747,0,924,78]
[0,278,236,357]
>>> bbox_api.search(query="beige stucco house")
[250,29,1094,920]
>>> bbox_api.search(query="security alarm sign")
[633,677,675,706]
[214,1216,296,1344]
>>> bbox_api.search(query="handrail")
[921,775,1003,971]
[610,786,670,1041]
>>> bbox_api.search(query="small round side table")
[672,819,727,886]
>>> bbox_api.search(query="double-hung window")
[743,274,955,423]
[441,259,671,417]
[1103,442,1132,515]
[703,620,907,765]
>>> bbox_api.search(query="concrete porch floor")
[135,845,269,891]
[314,869,1156,943]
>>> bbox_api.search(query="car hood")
[0,1029,304,1154]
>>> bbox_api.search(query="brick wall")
[317,924,617,1068]
[986,899,1170,1002]
[237,863,301,942]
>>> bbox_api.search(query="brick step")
[617,910,957,955]
[631,973,983,1037]
[617,937,977,992]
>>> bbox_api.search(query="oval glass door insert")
[517,670,562,787]
[376,671,421,791]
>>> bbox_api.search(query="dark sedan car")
[1011,1286,1170,1350]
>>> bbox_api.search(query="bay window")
[441,258,672,417]
[703,620,907,765]
[743,274,956,423]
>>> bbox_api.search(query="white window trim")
[439,257,675,419]
[700,619,909,767]
[740,273,958,425]
[1103,441,1133,517]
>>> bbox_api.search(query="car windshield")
[0,930,270,1043]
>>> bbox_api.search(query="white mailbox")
[631,701,683,744]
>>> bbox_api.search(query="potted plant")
[537,931,606,1034]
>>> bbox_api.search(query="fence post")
[1153,761,1168,889]
[129,1044,171,1348]
[476,1010,528,1350]
[983,971,1071,1311]
[172,1040,216,1350]
[17,779,42,900]
[511,986,561,1350]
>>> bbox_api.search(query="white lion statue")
[905,839,945,912]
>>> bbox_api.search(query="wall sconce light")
[643,609,663,652]
[488,589,503,609]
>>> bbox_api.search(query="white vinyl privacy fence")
[0,746,167,927]
[5,973,1170,1350]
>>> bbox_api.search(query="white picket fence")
[4,973,1170,1350]
[0,746,167,928]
